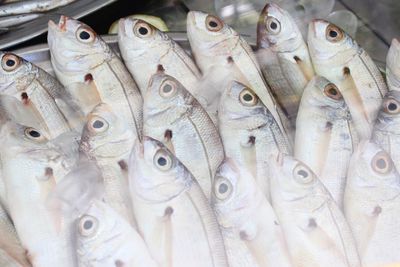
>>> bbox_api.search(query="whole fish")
[386,38,400,92]
[0,52,82,138]
[257,3,314,124]
[129,137,228,267]
[187,10,291,138]
[294,76,358,208]
[0,121,79,267]
[143,69,224,199]
[0,13,42,28]
[118,18,202,97]
[308,19,387,139]
[212,159,293,267]
[344,141,400,267]
[79,103,136,227]
[218,80,292,199]
[0,0,76,16]
[48,16,143,141]
[269,154,361,267]
[372,90,400,172]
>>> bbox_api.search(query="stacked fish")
[0,2,399,267]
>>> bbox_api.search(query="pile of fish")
[0,2,399,267]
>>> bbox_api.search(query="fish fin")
[293,56,314,81]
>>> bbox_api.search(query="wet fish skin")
[143,70,224,199]
[0,0,76,16]
[218,80,292,199]
[386,38,400,92]
[295,76,358,208]
[129,137,228,267]
[0,13,41,28]
[269,154,361,267]
[344,141,400,267]
[48,16,143,141]
[212,159,293,267]
[308,19,387,140]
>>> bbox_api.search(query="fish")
[269,154,361,267]
[143,69,224,199]
[79,103,136,228]
[308,19,387,140]
[118,18,202,98]
[0,121,79,267]
[0,52,82,138]
[212,159,293,267]
[187,10,292,138]
[294,76,358,208]
[372,90,400,172]
[129,137,228,267]
[218,80,292,199]
[344,141,400,267]
[257,3,314,124]
[0,0,76,16]
[48,16,143,141]
[0,13,42,28]
[386,38,400,92]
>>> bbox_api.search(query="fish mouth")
[48,15,68,32]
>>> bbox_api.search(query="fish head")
[80,103,135,159]
[308,19,355,62]
[48,16,110,75]
[129,137,190,202]
[257,3,302,52]
[386,39,400,89]
[375,90,400,129]
[0,52,35,91]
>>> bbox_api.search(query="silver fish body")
[0,13,41,28]
[386,38,400,92]
[0,0,76,16]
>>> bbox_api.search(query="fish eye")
[323,83,342,100]
[134,21,153,37]
[78,215,99,237]
[24,127,46,142]
[239,88,258,106]
[205,15,224,32]
[76,26,95,43]
[1,53,20,72]
[159,80,177,98]
[265,17,281,35]
[213,176,233,200]
[371,151,393,174]
[293,164,314,184]
[325,24,344,42]
[88,116,109,133]
[383,98,400,114]
[153,149,173,171]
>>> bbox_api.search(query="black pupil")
[329,30,338,38]
[92,120,104,129]
[243,93,253,102]
[29,130,40,138]
[329,88,338,96]
[297,170,308,178]
[270,22,278,30]
[157,157,167,166]
[79,31,91,40]
[388,102,397,111]
[209,21,218,28]
[219,183,228,194]
[5,59,15,67]
[163,84,173,93]
[376,158,387,169]
[83,220,93,230]
[138,27,148,35]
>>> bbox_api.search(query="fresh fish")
[344,141,400,267]
[372,90,400,172]
[257,3,314,124]
[118,18,201,97]
[386,38,400,92]
[48,16,143,141]
[0,121,79,267]
[294,76,358,208]
[308,19,387,139]
[79,103,136,227]
[269,154,361,267]
[212,159,293,267]
[187,10,292,138]
[0,13,42,28]
[0,0,76,16]
[143,69,224,199]
[0,52,82,138]
[218,80,292,199]
[129,137,228,267]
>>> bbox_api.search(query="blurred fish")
[270,154,361,267]
[48,16,143,141]
[0,0,76,16]
[308,19,387,140]
[0,13,42,28]
[344,141,400,267]
[218,81,292,199]
[295,76,358,208]
[257,3,314,124]
[212,159,293,267]
[143,69,224,199]
[187,10,292,138]
[386,38,400,92]
[129,137,228,267]
[79,103,136,228]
